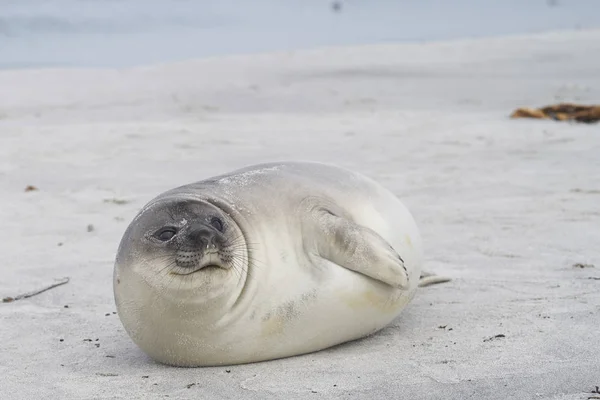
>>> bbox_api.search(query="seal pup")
[113,161,448,366]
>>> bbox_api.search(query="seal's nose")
[187,224,217,248]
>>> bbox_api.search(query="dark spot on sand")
[104,198,129,205]
[186,383,196,389]
[484,334,506,342]
[24,185,38,192]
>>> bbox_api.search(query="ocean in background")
[1,0,599,69]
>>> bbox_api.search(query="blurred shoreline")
[1,0,600,69]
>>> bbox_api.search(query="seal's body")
[114,161,425,366]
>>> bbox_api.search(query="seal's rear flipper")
[311,209,410,289]
[419,270,451,287]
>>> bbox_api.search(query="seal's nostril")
[188,224,216,247]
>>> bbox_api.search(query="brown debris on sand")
[510,103,600,123]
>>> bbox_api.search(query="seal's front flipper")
[312,209,410,289]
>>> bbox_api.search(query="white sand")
[1,29,599,399]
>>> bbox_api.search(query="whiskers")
[143,232,265,287]
[220,233,264,282]
[143,253,199,295]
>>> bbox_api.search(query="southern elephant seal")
[113,161,447,366]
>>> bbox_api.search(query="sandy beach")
[1,29,599,399]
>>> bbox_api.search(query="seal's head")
[114,195,248,312]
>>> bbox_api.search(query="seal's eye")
[155,227,177,241]
[210,217,224,232]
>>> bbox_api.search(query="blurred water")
[0,0,599,69]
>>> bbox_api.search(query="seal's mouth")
[170,248,225,276]
[169,263,222,276]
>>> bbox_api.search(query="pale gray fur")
[113,161,449,367]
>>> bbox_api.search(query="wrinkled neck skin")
[114,190,260,334]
